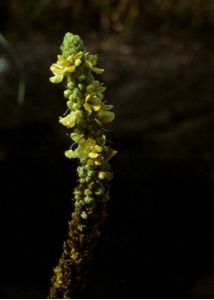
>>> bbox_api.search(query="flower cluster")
[50,37,114,132]
[48,33,116,299]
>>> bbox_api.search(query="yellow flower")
[64,149,75,159]
[84,93,102,113]
[65,137,103,161]
[88,152,99,159]
[50,54,82,83]
[59,111,81,128]
[78,138,96,158]
[75,138,104,164]
[84,53,104,74]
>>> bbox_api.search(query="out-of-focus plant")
[89,0,141,32]
[22,0,52,20]
[5,0,214,33]
[65,0,214,31]
[9,0,52,25]
[140,0,214,29]
[0,34,25,105]
[48,32,116,298]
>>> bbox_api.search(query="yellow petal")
[94,145,103,153]
[86,138,96,149]
[88,152,99,159]
[66,65,76,73]
[83,103,92,113]
[87,159,94,166]
[92,67,104,74]
[65,149,75,159]
[66,55,75,63]
[59,113,76,128]
[49,74,63,83]
[50,64,64,74]
[75,58,82,66]
[93,105,101,112]
[85,94,91,102]
[95,159,102,166]
[85,60,92,68]
[81,211,88,219]
[102,104,114,110]
[85,94,101,111]
[98,111,115,124]
[92,97,101,111]
[98,171,109,180]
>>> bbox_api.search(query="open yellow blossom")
[50,54,82,83]
[59,111,81,128]
[74,138,104,164]
[84,93,102,113]
[64,149,76,159]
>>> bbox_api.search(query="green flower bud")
[86,84,95,93]
[81,211,88,219]
[79,178,86,184]
[78,75,86,81]
[84,189,92,196]
[77,166,84,176]
[67,81,75,89]
[77,225,86,232]
[64,89,71,98]
[98,171,111,180]
[84,196,94,204]
[85,176,92,183]
[66,100,73,110]
[73,103,81,110]
[78,83,84,91]
[70,132,82,143]
[74,200,84,208]
[87,170,95,177]
[60,32,85,58]
[95,187,105,196]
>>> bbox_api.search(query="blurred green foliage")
[21,0,52,20]
[0,34,25,105]
[1,0,214,32]
[70,0,214,31]
[8,0,52,24]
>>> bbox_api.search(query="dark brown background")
[0,0,214,298]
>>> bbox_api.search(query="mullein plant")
[48,32,116,299]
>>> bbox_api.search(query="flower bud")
[81,211,88,219]
[98,171,111,180]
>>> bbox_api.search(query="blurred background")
[0,0,214,298]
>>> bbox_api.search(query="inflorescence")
[48,32,116,299]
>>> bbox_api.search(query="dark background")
[0,0,214,298]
